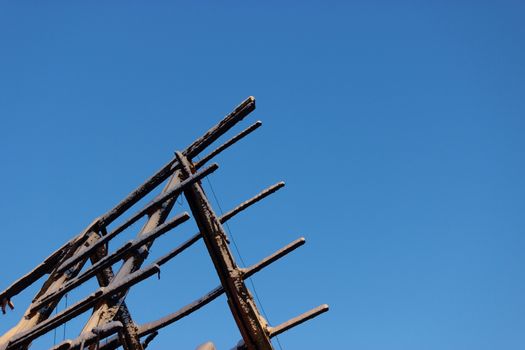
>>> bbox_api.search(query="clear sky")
[0,1,524,349]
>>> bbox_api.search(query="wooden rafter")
[0,97,328,350]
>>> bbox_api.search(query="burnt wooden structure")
[0,97,328,350]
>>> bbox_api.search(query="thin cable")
[63,293,68,341]
[202,173,284,350]
[53,303,58,345]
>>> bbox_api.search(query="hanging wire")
[53,302,58,345]
[63,293,68,341]
[201,169,284,350]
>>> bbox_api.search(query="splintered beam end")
[184,96,257,159]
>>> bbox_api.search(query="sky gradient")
[0,1,524,349]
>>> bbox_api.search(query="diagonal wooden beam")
[4,264,160,350]
[78,172,183,345]
[0,96,255,311]
[0,228,102,350]
[95,236,306,350]
[30,213,190,313]
[79,97,257,345]
[88,242,142,350]
[175,151,273,350]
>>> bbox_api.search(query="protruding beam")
[221,182,285,223]
[195,121,262,169]
[154,237,306,328]
[232,305,330,350]
[48,321,123,350]
[102,96,255,226]
[56,164,217,275]
[176,150,273,350]
[243,237,305,279]
[184,96,256,160]
[96,287,223,350]
[99,158,179,227]
[0,247,65,310]
[0,218,100,309]
[6,265,161,350]
[268,304,330,338]
[88,241,142,350]
[0,97,255,314]
[121,238,305,349]
[140,286,224,337]
[152,181,287,269]
[153,233,201,267]
[31,212,191,313]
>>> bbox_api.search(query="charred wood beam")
[56,164,217,275]
[139,286,224,339]
[79,174,183,336]
[48,321,123,350]
[175,151,273,350]
[268,304,329,338]
[231,305,330,350]
[0,97,259,350]
[0,230,102,348]
[5,265,161,350]
[116,305,142,350]
[31,212,190,313]
[153,182,286,268]
[61,97,255,346]
[66,97,253,346]
[96,286,224,350]
[0,155,172,308]
[184,97,255,160]
[220,182,285,223]
[0,97,255,308]
[241,238,305,279]
[99,159,178,228]
[101,95,255,228]
[97,237,305,350]
[88,242,143,350]
[195,121,262,169]
[0,246,65,311]
[103,96,254,225]
[80,159,272,340]
[143,238,306,336]
[0,218,100,310]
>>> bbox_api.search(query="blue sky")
[0,1,524,349]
